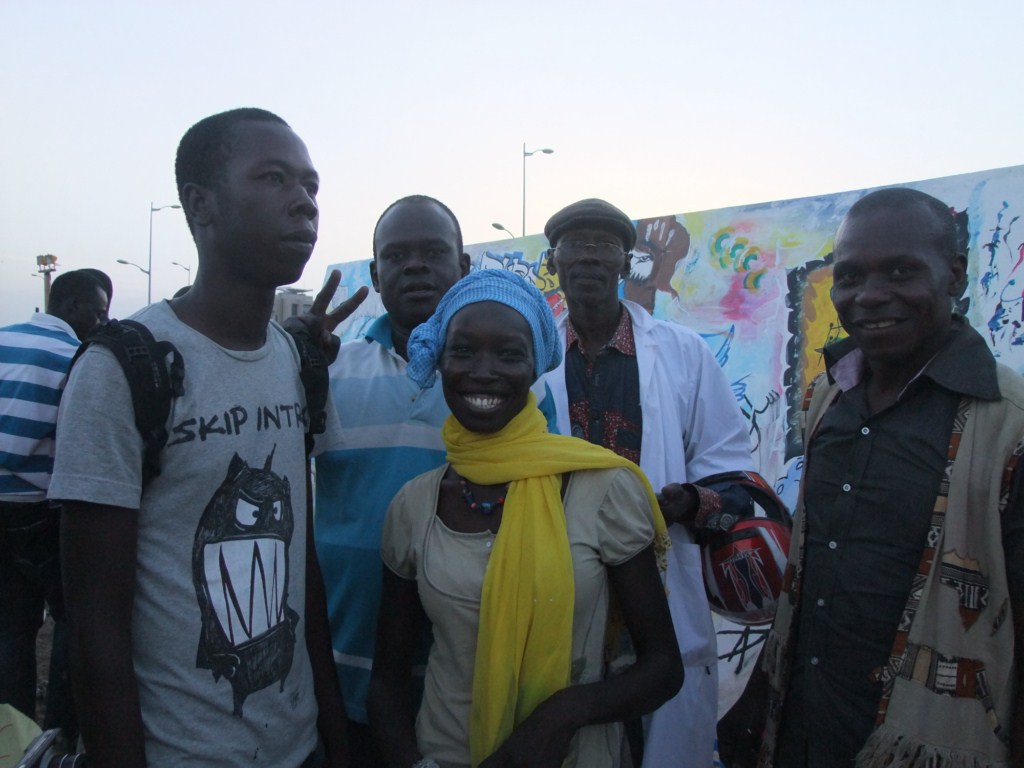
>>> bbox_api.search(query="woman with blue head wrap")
[368,269,682,768]
[405,268,562,389]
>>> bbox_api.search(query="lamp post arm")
[147,203,155,304]
[522,142,527,238]
[521,145,554,238]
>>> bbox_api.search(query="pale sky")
[2,0,1022,324]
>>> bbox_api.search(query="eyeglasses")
[554,240,626,260]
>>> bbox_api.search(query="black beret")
[544,198,636,252]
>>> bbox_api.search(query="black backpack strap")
[70,319,184,487]
[286,325,329,456]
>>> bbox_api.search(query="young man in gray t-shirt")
[50,108,364,768]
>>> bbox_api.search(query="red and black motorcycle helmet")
[697,471,792,626]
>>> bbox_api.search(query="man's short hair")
[48,269,108,312]
[371,195,464,259]
[77,268,113,303]
[175,108,290,231]
[844,188,962,260]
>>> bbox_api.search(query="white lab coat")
[543,300,754,768]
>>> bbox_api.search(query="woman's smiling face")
[441,301,536,434]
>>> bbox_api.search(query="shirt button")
[828,541,838,550]
[842,483,852,492]
[485,541,492,549]
[861,426,870,435]
[816,598,825,607]
[810,656,820,666]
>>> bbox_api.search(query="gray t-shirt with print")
[50,301,337,767]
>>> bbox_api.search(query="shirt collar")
[566,305,636,357]
[365,313,394,349]
[31,312,79,343]
[824,316,1000,401]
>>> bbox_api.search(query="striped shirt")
[0,313,79,500]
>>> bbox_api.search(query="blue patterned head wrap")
[406,269,561,389]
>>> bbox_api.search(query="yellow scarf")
[444,393,668,767]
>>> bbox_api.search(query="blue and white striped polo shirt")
[0,313,79,500]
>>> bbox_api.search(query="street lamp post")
[148,202,182,304]
[522,143,554,237]
[172,261,192,286]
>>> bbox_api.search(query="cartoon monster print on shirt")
[192,449,299,716]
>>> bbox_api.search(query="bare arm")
[481,545,684,768]
[305,473,350,767]
[61,501,146,768]
[367,567,427,768]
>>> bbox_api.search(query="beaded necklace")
[458,477,509,515]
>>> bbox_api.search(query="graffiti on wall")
[977,199,1024,349]
[330,164,1023,486]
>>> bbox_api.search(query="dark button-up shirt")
[565,309,643,464]
[777,319,1024,767]
[564,306,754,527]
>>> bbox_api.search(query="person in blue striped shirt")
[314,196,557,766]
[0,268,110,743]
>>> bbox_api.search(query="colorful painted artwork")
[329,164,1023,483]
[325,163,1024,716]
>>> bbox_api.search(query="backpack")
[69,319,328,488]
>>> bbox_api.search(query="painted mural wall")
[328,163,1024,500]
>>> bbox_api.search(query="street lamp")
[522,143,554,237]
[117,259,150,303]
[148,202,182,304]
[491,222,517,240]
[172,261,192,285]
[117,259,149,275]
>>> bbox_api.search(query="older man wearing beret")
[541,199,756,768]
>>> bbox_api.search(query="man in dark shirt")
[720,187,1024,767]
